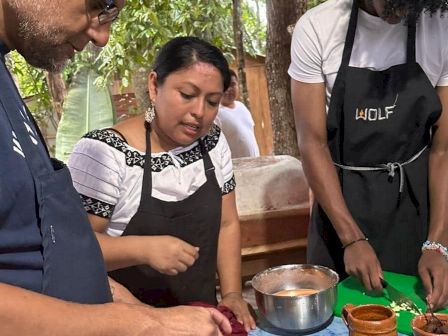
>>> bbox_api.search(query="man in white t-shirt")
[290,0,448,310]
[216,70,260,158]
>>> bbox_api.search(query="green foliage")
[70,0,266,89]
[242,0,267,54]
[307,0,326,9]
[55,70,115,162]
[64,44,105,86]
[8,0,267,118]
[6,52,51,121]
[96,0,241,88]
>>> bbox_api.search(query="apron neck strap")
[141,123,215,201]
[141,122,153,197]
[199,138,215,177]
[341,0,360,67]
[406,15,417,63]
[341,0,416,67]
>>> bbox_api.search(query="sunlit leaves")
[9,0,267,117]
[6,52,51,119]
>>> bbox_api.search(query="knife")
[380,278,422,315]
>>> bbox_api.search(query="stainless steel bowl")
[252,264,339,332]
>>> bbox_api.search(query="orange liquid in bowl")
[274,288,319,297]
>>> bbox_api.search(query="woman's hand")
[344,240,383,292]
[219,292,256,332]
[419,250,448,310]
[138,235,199,276]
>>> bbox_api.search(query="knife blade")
[380,278,422,315]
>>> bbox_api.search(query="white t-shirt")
[215,101,260,158]
[288,0,448,108]
[67,124,235,237]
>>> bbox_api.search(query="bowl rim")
[251,264,340,296]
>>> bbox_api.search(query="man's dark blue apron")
[110,123,222,306]
[307,0,442,277]
[0,43,111,303]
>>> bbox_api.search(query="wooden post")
[266,0,306,157]
[232,0,250,109]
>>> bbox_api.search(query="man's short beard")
[22,46,69,73]
[9,0,69,72]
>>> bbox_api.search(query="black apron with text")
[0,49,111,303]
[109,124,222,306]
[307,0,442,277]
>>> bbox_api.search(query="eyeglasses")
[97,0,120,25]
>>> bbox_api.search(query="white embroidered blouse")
[67,124,236,237]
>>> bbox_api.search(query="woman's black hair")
[153,36,231,91]
[381,0,448,20]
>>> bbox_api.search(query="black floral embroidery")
[84,125,221,172]
[222,175,236,195]
[80,194,115,218]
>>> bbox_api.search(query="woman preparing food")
[68,36,255,332]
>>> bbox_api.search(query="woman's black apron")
[0,45,111,303]
[307,0,442,277]
[110,123,222,306]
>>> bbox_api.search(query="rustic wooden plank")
[241,249,307,279]
[238,205,309,221]
[242,238,307,258]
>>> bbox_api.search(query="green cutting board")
[334,271,448,335]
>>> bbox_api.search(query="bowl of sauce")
[274,288,320,296]
[251,264,339,332]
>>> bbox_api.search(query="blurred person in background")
[216,69,260,158]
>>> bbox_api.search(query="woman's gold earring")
[145,103,156,123]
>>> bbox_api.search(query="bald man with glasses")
[0,1,231,335]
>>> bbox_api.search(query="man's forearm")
[0,282,156,336]
[300,141,365,245]
[428,149,448,245]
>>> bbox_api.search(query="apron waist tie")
[334,145,428,194]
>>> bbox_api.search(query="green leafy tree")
[87,0,265,91]
[6,52,52,122]
[6,0,267,147]
[307,0,326,8]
